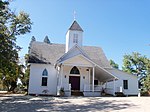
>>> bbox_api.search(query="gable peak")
[68,20,83,32]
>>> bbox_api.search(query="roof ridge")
[33,41,103,49]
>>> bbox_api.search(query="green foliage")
[59,87,65,96]
[20,54,30,92]
[122,52,147,78]
[142,59,150,93]
[109,59,119,69]
[28,36,36,53]
[143,75,150,92]
[122,52,150,92]
[0,0,32,92]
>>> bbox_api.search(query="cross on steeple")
[74,11,76,20]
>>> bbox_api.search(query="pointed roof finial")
[44,35,51,44]
[74,11,76,20]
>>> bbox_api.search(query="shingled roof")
[28,41,111,68]
[68,20,83,32]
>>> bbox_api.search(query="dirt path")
[0,95,150,112]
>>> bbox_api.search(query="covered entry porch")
[56,63,117,96]
[56,54,117,96]
[83,65,117,96]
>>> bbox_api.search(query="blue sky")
[10,0,150,68]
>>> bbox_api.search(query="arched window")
[70,66,80,74]
[42,69,48,76]
[41,69,48,86]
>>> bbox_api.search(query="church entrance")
[69,76,80,90]
[69,66,80,91]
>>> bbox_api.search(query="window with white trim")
[41,69,48,86]
[123,80,128,89]
[73,34,78,43]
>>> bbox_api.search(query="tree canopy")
[109,59,119,69]
[122,52,147,79]
[122,52,150,93]
[0,0,32,92]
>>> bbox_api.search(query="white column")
[57,66,60,86]
[92,66,95,92]
[89,68,90,84]
[61,65,63,87]
[105,81,107,89]
[57,66,60,95]
[88,68,91,92]
[113,78,116,96]
[58,67,61,86]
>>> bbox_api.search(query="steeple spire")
[66,20,83,53]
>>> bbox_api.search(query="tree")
[122,52,149,89]
[143,75,150,93]
[109,59,119,69]
[28,36,36,53]
[31,36,36,42]
[0,0,32,92]
[122,52,147,78]
[20,54,30,92]
[142,59,150,93]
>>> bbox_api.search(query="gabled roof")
[56,44,90,63]
[28,41,111,68]
[56,48,117,81]
[105,68,138,78]
[68,20,83,32]
[59,54,95,67]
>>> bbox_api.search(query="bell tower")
[65,20,83,53]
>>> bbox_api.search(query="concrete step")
[71,91,84,96]
[115,92,126,97]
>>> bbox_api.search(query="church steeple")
[68,20,83,32]
[65,20,83,53]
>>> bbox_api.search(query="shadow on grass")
[0,96,137,112]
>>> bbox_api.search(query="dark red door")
[69,76,80,90]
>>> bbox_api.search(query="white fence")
[105,88,114,95]
[84,84,103,92]
[57,84,71,96]
[116,87,123,92]
[105,86,124,95]
[63,84,71,91]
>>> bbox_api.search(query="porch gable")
[61,54,94,67]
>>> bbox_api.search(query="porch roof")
[95,66,117,82]
[58,53,117,82]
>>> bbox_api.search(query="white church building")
[28,20,139,96]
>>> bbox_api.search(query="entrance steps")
[115,92,126,97]
[71,91,84,96]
